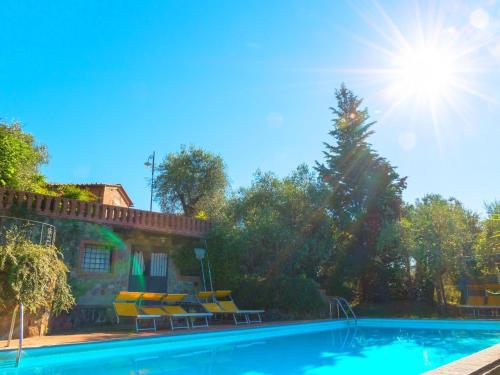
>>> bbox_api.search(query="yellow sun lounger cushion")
[141,306,167,316]
[164,305,189,315]
[214,290,232,298]
[218,300,239,313]
[466,296,486,306]
[165,294,188,303]
[114,292,143,302]
[114,302,142,317]
[202,302,224,313]
[197,291,214,299]
[141,293,167,302]
[487,295,500,306]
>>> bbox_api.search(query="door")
[129,248,169,292]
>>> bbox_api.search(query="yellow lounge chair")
[197,291,264,325]
[196,291,225,315]
[459,284,500,317]
[486,291,500,317]
[214,290,264,324]
[113,291,160,332]
[141,293,212,330]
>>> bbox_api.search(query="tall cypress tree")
[316,84,407,302]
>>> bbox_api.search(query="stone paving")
[424,343,500,375]
[0,320,304,350]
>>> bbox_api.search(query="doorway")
[129,247,169,292]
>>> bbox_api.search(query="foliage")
[403,195,480,306]
[0,227,75,315]
[171,165,332,317]
[39,184,98,201]
[0,122,95,202]
[0,121,48,190]
[316,84,407,302]
[154,145,228,217]
[232,276,326,319]
[475,202,500,279]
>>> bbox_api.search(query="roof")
[48,183,134,207]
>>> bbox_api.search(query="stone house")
[0,185,210,330]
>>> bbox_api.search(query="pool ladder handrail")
[329,297,357,322]
[4,303,24,367]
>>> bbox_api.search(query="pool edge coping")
[423,343,500,375]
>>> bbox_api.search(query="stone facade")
[26,217,203,331]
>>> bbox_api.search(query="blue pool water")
[0,319,498,374]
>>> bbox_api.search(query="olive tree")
[154,145,228,218]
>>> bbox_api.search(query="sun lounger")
[214,290,264,324]
[196,290,264,325]
[113,292,160,332]
[459,284,500,317]
[141,293,212,330]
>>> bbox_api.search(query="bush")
[0,227,75,317]
[231,276,327,320]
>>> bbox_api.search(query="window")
[82,245,112,273]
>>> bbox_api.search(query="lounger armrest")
[239,310,265,314]
[137,314,161,318]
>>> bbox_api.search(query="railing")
[0,188,211,238]
[4,303,24,367]
[329,297,357,322]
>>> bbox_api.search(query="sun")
[338,1,494,141]
[389,44,457,102]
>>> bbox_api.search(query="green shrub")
[0,227,75,316]
[231,276,327,319]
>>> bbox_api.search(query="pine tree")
[316,84,407,302]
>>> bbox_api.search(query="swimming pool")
[0,319,498,374]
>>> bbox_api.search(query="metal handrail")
[4,303,24,367]
[16,303,24,367]
[329,297,357,321]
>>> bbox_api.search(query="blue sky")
[1,0,499,214]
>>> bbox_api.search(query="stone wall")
[49,219,131,306]
[44,218,203,331]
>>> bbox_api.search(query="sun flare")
[341,1,495,143]
[389,44,457,102]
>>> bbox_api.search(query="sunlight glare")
[390,44,456,102]
[341,1,495,146]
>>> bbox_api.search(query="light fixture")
[194,248,206,260]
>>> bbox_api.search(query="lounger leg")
[191,315,210,328]
[249,313,262,324]
[169,316,190,330]
[136,318,157,332]
[232,314,249,325]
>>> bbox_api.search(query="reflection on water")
[3,327,499,375]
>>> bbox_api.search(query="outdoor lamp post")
[194,248,207,291]
[194,247,214,292]
[144,151,155,212]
